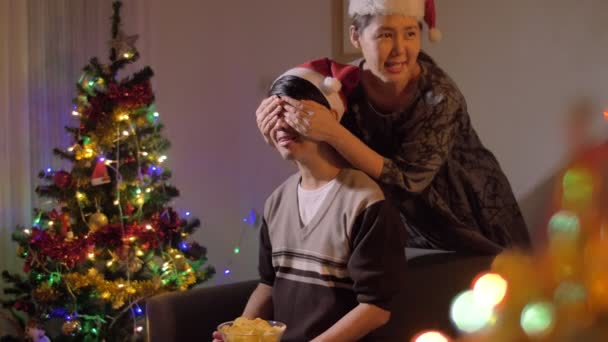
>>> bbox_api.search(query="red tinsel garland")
[107,81,153,109]
[82,81,153,126]
[23,212,180,272]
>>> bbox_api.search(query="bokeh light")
[412,330,450,342]
[554,281,586,304]
[473,273,508,307]
[520,302,555,337]
[450,290,494,333]
[548,210,580,238]
[562,168,593,208]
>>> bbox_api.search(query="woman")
[256,0,531,253]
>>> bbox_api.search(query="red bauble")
[124,203,135,215]
[53,171,73,189]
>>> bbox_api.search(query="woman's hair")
[268,75,331,110]
[351,14,423,33]
[352,14,373,33]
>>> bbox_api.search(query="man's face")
[350,15,422,89]
[270,116,317,161]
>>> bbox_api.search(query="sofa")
[146,251,495,341]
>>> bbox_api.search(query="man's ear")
[349,25,361,50]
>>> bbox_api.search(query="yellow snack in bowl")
[219,317,286,342]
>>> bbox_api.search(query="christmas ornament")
[89,212,109,232]
[59,210,71,237]
[91,160,111,186]
[32,284,59,303]
[124,202,135,215]
[49,209,59,221]
[61,319,81,336]
[53,171,72,189]
[75,141,97,160]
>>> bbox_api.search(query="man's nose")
[276,116,289,129]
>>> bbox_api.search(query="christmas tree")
[1,2,214,341]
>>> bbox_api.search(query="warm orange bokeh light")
[412,330,450,342]
[473,272,508,306]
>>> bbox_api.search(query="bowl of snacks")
[218,317,286,342]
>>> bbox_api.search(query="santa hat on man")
[273,58,360,120]
[348,0,442,42]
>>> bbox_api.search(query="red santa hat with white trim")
[274,58,360,120]
[348,0,442,42]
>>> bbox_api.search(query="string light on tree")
[218,209,260,284]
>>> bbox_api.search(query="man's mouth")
[276,131,299,146]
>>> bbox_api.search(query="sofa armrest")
[146,280,258,342]
[373,253,495,340]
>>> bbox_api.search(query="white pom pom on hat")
[349,0,442,42]
[273,58,360,120]
[321,77,342,95]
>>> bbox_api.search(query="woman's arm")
[282,96,462,194]
[327,123,384,179]
[281,97,384,179]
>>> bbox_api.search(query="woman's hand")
[255,95,283,146]
[281,96,341,143]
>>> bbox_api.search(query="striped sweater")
[259,168,406,341]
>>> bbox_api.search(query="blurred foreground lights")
[548,210,580,239]
[450,290,495,333]
[473,273,508,306]
[520,302,555,337]
[562,168,594,207]
[554,281,587,304]
[412,330,450,342]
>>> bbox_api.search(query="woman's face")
[350,15,422,88]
